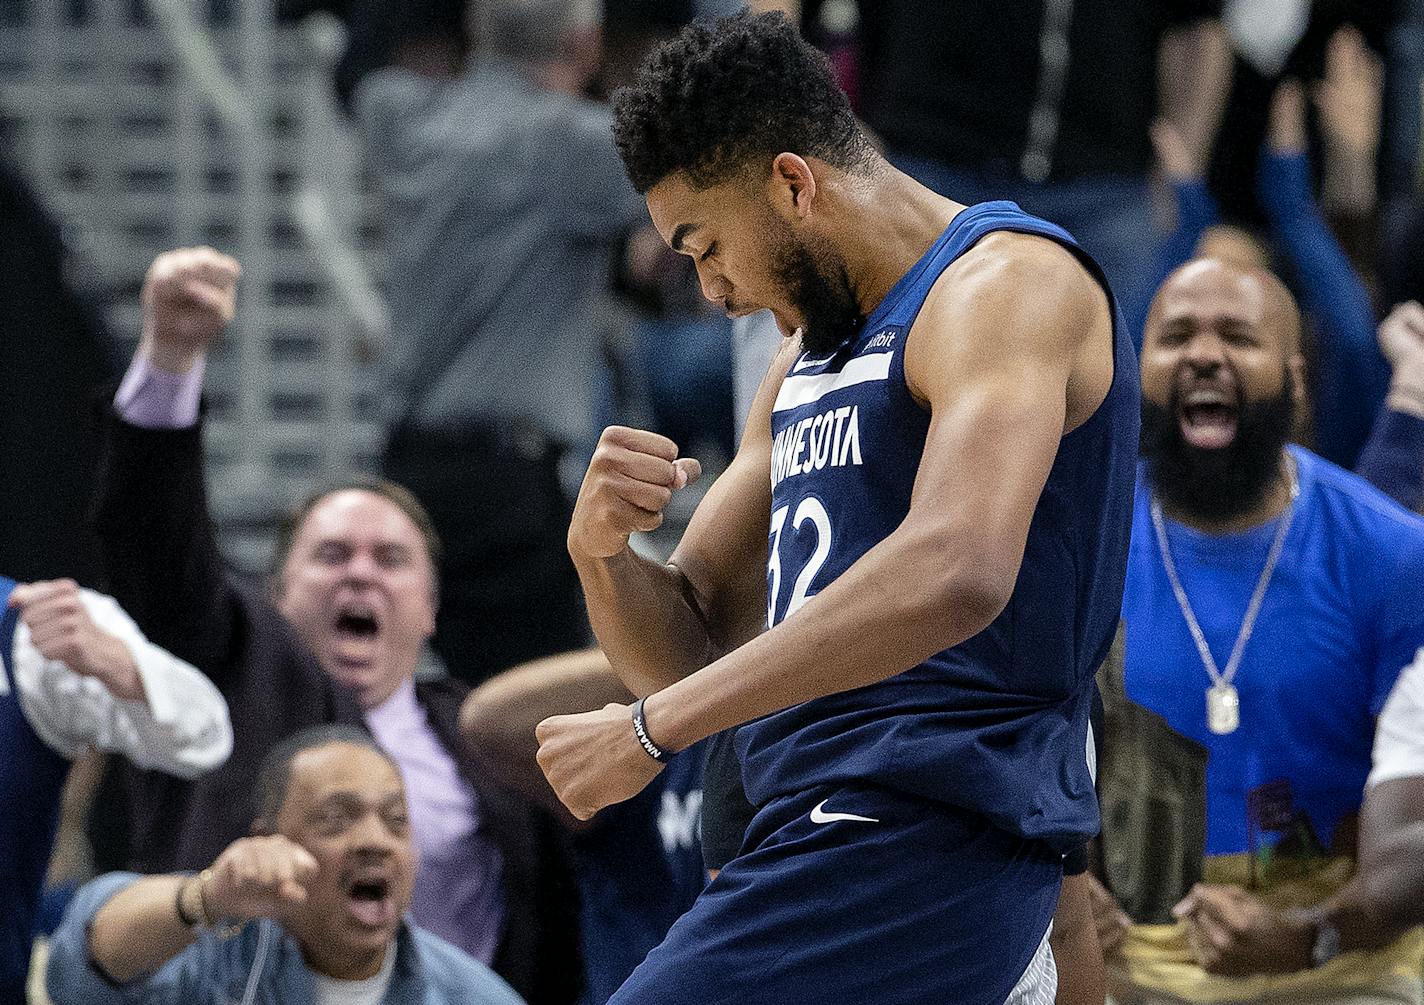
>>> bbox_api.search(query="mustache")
[1140,387,1295,522]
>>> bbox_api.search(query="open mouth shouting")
[1176,381,1239,451]
[343,868,397,930]
[331,600,382,661]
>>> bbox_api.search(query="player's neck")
[831,170,965,321]
[1159,450,1296,536]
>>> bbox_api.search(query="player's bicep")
[901,241,1097,597]
[670,337,799,650]
[911,374,1068,600]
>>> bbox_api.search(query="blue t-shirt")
[570,742,705,1005]
[1123,446,1424,856]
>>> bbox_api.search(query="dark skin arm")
[1173,776,1424,975]
[1053,873,1108,1005]
[88,835,316,983]
[1084,871,1131,958]
[459,649,636,829]
[539,235,1114,820]
[568,339,798,697]
[1318,776,1424,953]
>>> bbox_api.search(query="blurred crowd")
[1,0,1424,1003]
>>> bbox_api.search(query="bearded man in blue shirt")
[1100,257,1424,1002]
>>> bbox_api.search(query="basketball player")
[534,13,1139,1003]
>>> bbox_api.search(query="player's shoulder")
[946,226,1093,291]
[917,226,1106,363]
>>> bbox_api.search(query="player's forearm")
[645,521,1010,751]
[88,876,198,983]
[575,547,719,696]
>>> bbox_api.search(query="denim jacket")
[46,873,526,1005]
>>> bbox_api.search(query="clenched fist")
[201,835,319,923]
[536,701,663,820]
[11,580,144,701]
[1172,883,1312,976]
[568,426,702,560]
[140,246,241,374]
[1378,301,1424,371]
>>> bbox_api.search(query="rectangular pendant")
[1207,683,1240,735]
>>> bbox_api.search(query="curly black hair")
[612,11,873,194]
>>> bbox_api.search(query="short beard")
[767,220,862,355]
[1141,388,1295,524]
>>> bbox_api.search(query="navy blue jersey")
[737,202,1140,852]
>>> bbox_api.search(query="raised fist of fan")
[1377,301,1424,372]
[11,580,145,702]
[140,246,241,374]
[200,835,319,924]
[568,426,702,559]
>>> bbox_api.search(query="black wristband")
[631,696,670,763]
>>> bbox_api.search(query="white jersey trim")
[773,352,893,414]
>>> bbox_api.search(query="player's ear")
[770,153,816,220]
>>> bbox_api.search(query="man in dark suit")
[91,246,578,1005]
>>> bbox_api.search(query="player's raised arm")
[569,337,795,697]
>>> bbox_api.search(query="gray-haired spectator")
[354,0,652,686]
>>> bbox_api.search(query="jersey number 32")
[767,497,832,628]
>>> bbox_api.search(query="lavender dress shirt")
[115,354,507,964]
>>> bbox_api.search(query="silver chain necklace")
[1149,457,1300,735]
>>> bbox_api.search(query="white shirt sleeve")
[1369,647,1424,787]
[7,589,233,777]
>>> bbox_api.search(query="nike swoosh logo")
[792,354,835,372]
[809,799,880,825]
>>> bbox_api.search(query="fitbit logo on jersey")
[771,405,863,489]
